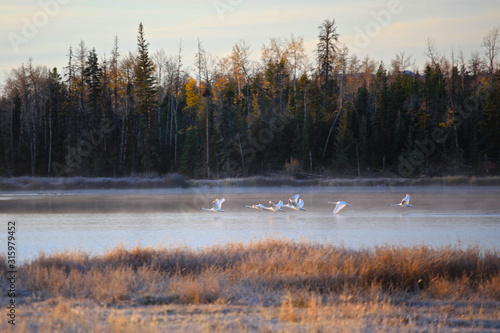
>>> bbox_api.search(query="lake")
[1,186,499,262]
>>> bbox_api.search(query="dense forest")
[1,20,499,179]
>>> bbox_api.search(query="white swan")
[328,201,350,214]
[202,198,225,212]
[267,200,284,212]
[284,197,306,211]
[283,194,297,209]
[289,194,300,205]
[282,194,306,210]
[390,194,412,207]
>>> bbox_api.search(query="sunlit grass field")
[2,238,500,332]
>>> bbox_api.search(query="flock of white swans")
[203,194,412,214]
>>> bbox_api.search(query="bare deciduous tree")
[426,37,440,67]
[391,51,414,74]
[483,26,500,74]
[469,51,484,76]
[286,34,306,97]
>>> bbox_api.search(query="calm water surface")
[1,186,499,262]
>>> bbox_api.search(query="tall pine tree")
[84,48,103,113]
[135,22,157,171]
[316,19,339,94]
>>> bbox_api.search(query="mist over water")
[1,186,499,262]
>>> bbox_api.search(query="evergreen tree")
[47,68,65,175]
[373,62,392,168]
[134,22,158,172]
[481,73,500,167]
[84,48,103,113]
[316,19,339,92]
[0,20,499,178]
[334,108,354,170]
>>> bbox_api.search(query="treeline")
[1,21,499,178]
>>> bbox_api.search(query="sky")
[1,0,499,86]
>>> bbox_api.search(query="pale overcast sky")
[1,0,499,85]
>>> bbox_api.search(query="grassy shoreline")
[2,238,499,332]
[1,174,500,191]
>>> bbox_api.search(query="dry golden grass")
[2,238,500,332]
[9,238,500,303]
